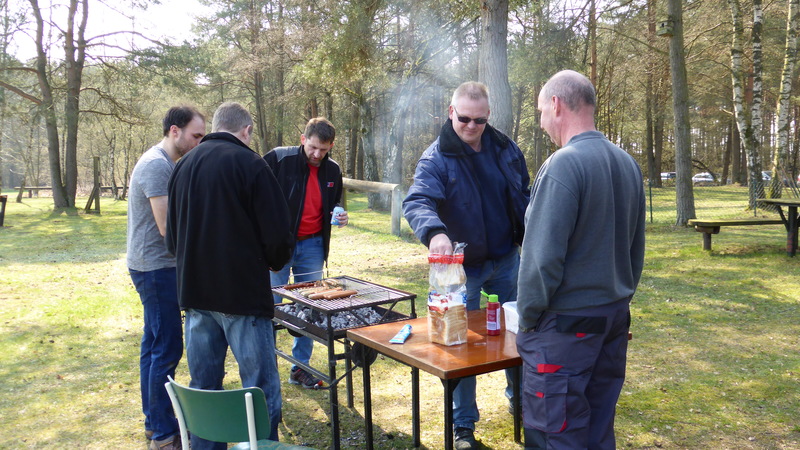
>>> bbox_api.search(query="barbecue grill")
[272,275,417,449]
[273,276,415,339]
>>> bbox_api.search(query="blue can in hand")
[331,206,345,225]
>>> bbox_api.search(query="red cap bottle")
[486,293,500,336]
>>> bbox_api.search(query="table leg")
[513,365,522,443]
[362,344,374,450]
[789,206,798,257]
[327,321,341,450]
[345,340,354,408]
[442,378,460,450]
[412,367,420,447]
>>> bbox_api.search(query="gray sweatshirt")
[517,131,646,330]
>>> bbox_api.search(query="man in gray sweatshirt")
[516,70,645,449]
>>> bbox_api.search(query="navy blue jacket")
[264,146,343,262]
[403,119,531,269]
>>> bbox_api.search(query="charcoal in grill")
[276,304,384,330]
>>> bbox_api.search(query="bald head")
[540,70,596,113]
[537,70,597,147]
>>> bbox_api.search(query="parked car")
[692,172,714,185]
[660,172,676,182]
[762,170,772,181]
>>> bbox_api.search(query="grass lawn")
[0,186,799,449]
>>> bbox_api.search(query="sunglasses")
[453,107,488,125]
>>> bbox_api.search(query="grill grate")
[272,276,416,339]
[272,276,415,313]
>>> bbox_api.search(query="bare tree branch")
[0,79,42,104]
[0,66,39,74]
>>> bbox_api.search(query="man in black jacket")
[166,102,293,449]
[265,117,348,389]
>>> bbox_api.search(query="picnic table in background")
[758,198,800,256]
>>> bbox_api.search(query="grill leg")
[327,317,341,450]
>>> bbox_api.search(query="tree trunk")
[30,0,68,208]
[654,111,665,178]
[645,85,657,186]
[793,106,800,179]
[730,120,741,183]
[254,71,269,154]
[771,0,800,197]
[667,0,696,225]
[276,2,285,148]
[385,80,416,186]
[0,0,8,190]
[359,95,382,208]
[750,0,766,202]
[347,97,359,179]
[478,0,512,135]
[645,0,658,186]
[512,85,525,142]
[589,0,597,86]
[62,0,87,207]
[729,0,764,208]
[722,122,733,184]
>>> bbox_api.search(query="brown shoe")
[148,434,182,450]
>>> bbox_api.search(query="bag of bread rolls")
[427,242,468,346]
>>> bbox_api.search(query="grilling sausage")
[284,281,316,290]
[308,288,343,299]
[323,289,358,300]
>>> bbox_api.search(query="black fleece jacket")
[166,132,293,317]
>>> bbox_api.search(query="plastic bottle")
[486,293,501,336]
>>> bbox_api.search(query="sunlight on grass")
[1,188,799,448]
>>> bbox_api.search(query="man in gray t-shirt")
[127,106,205,450]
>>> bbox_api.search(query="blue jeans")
[129,267,183,442]
[271,236,324,370]
[453,247,520,430]
[185,308,282,448]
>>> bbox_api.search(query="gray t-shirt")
[126,146,176,271]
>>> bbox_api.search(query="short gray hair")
[212,102,253,133]
[451,81,489,106]
[540,70,596,111]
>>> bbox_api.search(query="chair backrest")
[165,377,272,445]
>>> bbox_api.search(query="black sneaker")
[454,427,477,450]
[289,367,324,389]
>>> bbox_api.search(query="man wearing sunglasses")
[403,81,531,449]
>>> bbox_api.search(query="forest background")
[1,0,800,220]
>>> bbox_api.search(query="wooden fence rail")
[341,178,404,236]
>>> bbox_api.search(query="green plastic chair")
[165,376,312,450]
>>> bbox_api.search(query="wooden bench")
[687,218,784,250]
[14,186,52,198]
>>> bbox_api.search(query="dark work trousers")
[516,297,631,450]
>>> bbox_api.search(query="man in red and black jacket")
[264,117,348,389]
